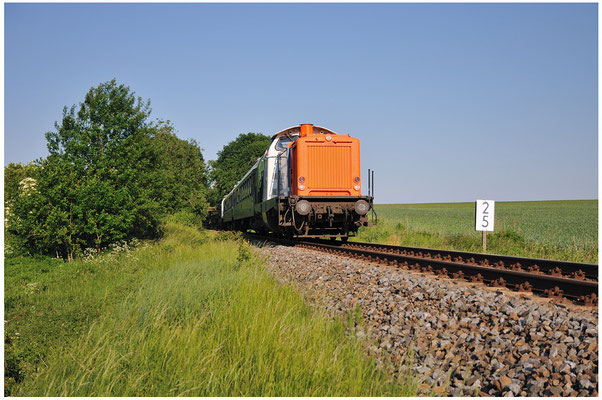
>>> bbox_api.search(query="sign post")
[475,200,495,251]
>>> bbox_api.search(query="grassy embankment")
[356,200,597,263]
[5,221,416,396]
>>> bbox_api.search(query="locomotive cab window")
[275,137,294,151]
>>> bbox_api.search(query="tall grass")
[4,222,209,395]
[9,223,416,396]
[357,201,597,263]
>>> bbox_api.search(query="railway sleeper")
[253,235,597,306]
[579,293,598,306]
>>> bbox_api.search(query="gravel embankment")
[255,243,598,397]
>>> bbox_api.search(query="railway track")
[248,234,598,306]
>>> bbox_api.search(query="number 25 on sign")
[475,200,494,251]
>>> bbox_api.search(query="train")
[218,124,374,240]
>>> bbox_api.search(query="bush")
[164,210,202,227]
[213,230,242,242]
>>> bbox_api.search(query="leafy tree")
[8,79,157,258]
[50,80,159,255]
[149,121,209,217]
[8,82,157,257]
[209,132,271,205]
[7,79,210,259]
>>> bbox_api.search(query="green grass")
[356,200,597,263]
[5,243,156,395]
[5,222,416,396]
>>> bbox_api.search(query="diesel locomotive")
[220,124,374,239]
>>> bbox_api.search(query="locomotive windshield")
[270,149,290,198]
[275,137,295,151]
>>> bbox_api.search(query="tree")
[208,132,272,205]
[10,79,157,258]
[7,79,211,259]
[148,120,209,217]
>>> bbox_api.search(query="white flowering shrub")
[19,177,37,195]
[82,238,148,264]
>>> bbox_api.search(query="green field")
[5,222,415,396]
[355,200,597,263]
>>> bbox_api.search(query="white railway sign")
[475,200,495,232]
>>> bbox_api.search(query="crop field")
[5,222,415,396]
[355,200,597,263]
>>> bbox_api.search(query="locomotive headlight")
[299,176,305,183]
[354,200,370,215]
[354,176,360,183]
[299,184,306,190]
[354,184,360,191]
[296,200,311,215]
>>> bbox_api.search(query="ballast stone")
[255,242,599,397]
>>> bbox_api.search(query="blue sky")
[5,3,598,203]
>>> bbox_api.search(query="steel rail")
[247,234,598,306]
[310,239,598,281]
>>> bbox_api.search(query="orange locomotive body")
[290,124,362,197]
[221,123,373,239]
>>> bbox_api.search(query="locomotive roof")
[271,125,338,140]
[222,125,340,205]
